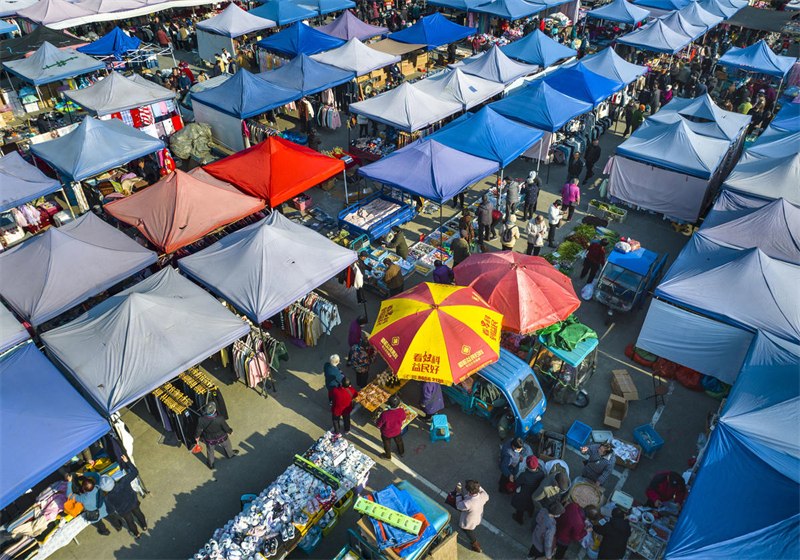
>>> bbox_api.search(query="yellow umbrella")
[368,282,503,384]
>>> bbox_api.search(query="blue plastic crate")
[566,420,592,449]
[634,424,665,455]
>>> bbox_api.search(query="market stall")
[256,22,345,60]
[501,29,577,67]
[544,61,624,107]
[196,3,275,64]
[195,432,374,559]
[717,39,796,79]
[311,37,401,77]
[0,302,29,354]
[16,0,95,31]
[388,13,474,51]
[453,44,537,85]
[260,53,354,96]
[616,19,693,54]
[578,47,648,85]
[316,9,388,41]
[586,0,651,27]
[75,26,170,71]
[249,0,316,26]
[0,26,84,63]
[0,150,64,216]
[415,67,503,110]
[0,212,157,328]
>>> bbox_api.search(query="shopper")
[348,316,368,348]
[458,211,475,245]
[631,104,646,132]
[451,236,471,267]
[456,480,489,553]
[382,258,404,296]
[500,215,521,251]
[499,437,529,493]
[477,195,495,247]
[73,474,110,535]
[195,402,238,470]
[580,442,614,486]
[376,395,406,459]
[561,179,581,222]
[555,502,589,558]
[419,381,444,420]
[100,456,147,539]
[329,378,358,434]
[623,101,636,136]
[526,215,548,256]
[583,139,601,183]
[505,179,520,218]
[529,502,564,560]
[522,171,541,220]
[349,338,374,388]
[533,471,570,514]
[548,200,563,248]
[579,239,608,284]
[512,456,546,524]
[593,508,631,560]
[567,152,585,182]
[324,354,345,389]
[355,251,372,303]
[645,471,687,507]
[432,259,454,284]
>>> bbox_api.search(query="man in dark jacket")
[382,258,404,295]
[522,172,540,220]
[567,152,585,182]
[432,259,454,284]
[476,195,494,247]
[195,402,238,469]
[100,455,147,538]
[583,139,601,183]
[511,455,546,524]
[505,179,520,219]
[385,226,409,259]
[594,507,631,559]
[451,237,470,267]
[580,239,608,284]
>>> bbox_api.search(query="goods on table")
[355,383,391,410]
[569,482,602,508]
[612,437,641,468]
[398,402,418,428]
[342,198,402,230]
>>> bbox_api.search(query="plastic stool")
[430,414,450,442]
[240,493,257,512]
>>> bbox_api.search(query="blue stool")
[240,493,257,512]
[430,414,450,443]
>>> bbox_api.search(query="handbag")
[84,508,100,522]
[63,498,83,517]
[444,491,458,509]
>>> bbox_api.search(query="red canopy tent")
[202,136,345,207]
[104,169,265,254]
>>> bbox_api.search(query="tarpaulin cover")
[17,0,94,27]
[607,246,660,276]
[718,39,796,78]
[0,25,84,62]
[471,0,544,21]
[747,129,800,159]
[677,1,723,30]
[637,298,754,383]
[579,47,647,84]
[316,9,388,40]
[64,71,175,116]
[659,10,707,40]
[0,303,29,354]
[697,0,741,19]
[666,334,799,559]
[389,12,474,49]
[632,0,689,11]
[204,135,344,206]
[414,68,503,110]
[248,0,315,25]
[616,119,729,178]
[769,102,800,134]
[196,3,275,37]
[0,151,61,212]
[0,0,36,16]
[349,82,461,132]
[430,107,541,167]
[259,53,353,96]
[501,29,576,67]
[489,80,592,132]
[76,26,141,58]
[41,267,249,415]
[178,211,356,323]
[607,155,709,222]
[366,38,424,56]
[587,0,650,23]
[191,68,299,119]
[427,0,482,8]
[0,213,157,326]
[30,117,164,181]
[311,37,400,76]
[723,152,800,204]
[0,344,109,510]
[655,248,800,344]
[104,169,265,254]
[455,45,537,84]
[544,61,624,106]
[296,0,356,16]
[647,93,750,141]
[358,139,498,203]
[617,19,692,54]
[368,484,438,555]
[702,190,772,228]
[3,41,104,85]
[256,22,345,57]
[73,0,148,16]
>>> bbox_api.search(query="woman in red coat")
[645,471,687,507]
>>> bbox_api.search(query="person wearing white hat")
[100,455,148,538]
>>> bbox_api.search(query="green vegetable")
[556,241,583,260]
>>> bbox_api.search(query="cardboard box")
[611,369,639,401]
[604,394,628,429]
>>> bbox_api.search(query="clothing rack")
[298,291,341,335]
[147,384,194,449]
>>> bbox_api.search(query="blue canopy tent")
[316,9,388,40]
[197,4,276,36]
[191,69,300,119]
[257,22,345,56]
[702,190,776,229]
[718,39,797,78]
[455,45,537,85]
[30,117,164,182]
[659,10,707,41]
[769,102,800,134]
[0,303,29,354]
[646,93,751,141]
[178,212,356,324]
[544,61,624,106]
[697,0,742,19]
[665,336,799,559]
[723,152,800,205]
[632,0,690,12]
[389,13,474,50]
[747,129,800,159]
[579,47,647,84]
[0,213,157,327]
[430,107,542,167]
[259,54,353,95]
[296,0,356,15]
[3,41,105,86]
[617,19,692,54]
[471,0,545,21]
[677,1,723,31]
[587,0,650,24]
[426,0,483,8]
[0,343,109,510]
[501,29,576,67]
[249,0,316,25]
[490,80,592,132]
[0,151,61,212]
[358,139,498,204]
[76,26,140,59]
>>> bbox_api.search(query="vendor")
[645,471,687,508]
[579,442,614,487]
[384,226,409,259]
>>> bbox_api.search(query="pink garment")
[247,351,270,387]
[561,182,580,205]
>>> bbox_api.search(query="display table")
[32,516,90,560]
[195,432,375,560]
[355,370,408,413]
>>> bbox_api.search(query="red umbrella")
[454,251,580,334]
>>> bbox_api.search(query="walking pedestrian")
[348,316,368,349]
[194,402,238,470]
[623,101,635,136]
[458,211,475,246]
[631,104,646,132]
[432,259,454,284]
[382,258,404,296]
[579,239,608,284]
[580,442,614,486]
[561,179,581,222]
[499,437,529,493]
[526,215,548,256]
[522,171,541,220]
[583,139,601,184]
[418,381,445,420]
[329,378,358,434]
[547,200,563,248]
[511,456,546,524]
[100,455,147,538]
[456,480,489,553]
[376,395,406,459]
[567,152,585,182]
[593,508,631,560]
[500,215,521,251]
[476,195,494,247]
[529,502,564,560]
[349,338,374,388]
[324,354,344,389]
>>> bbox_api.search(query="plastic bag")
[581,282,595,300]
[614,241,632,253]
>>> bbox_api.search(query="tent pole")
[497,168,503,207]
[60,187,76,218]
[4,70,17,95]
[536,136,543,172]
[35,85,43,106]
[343,169,349,206]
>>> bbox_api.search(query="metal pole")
[497,168,504,207]
[343,169,349,205]
[536,136,543,172]
[60,187,76,218]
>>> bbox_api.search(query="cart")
[594,247,668,325]
[529,335,599,408]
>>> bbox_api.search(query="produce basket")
[588,199,627,223]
